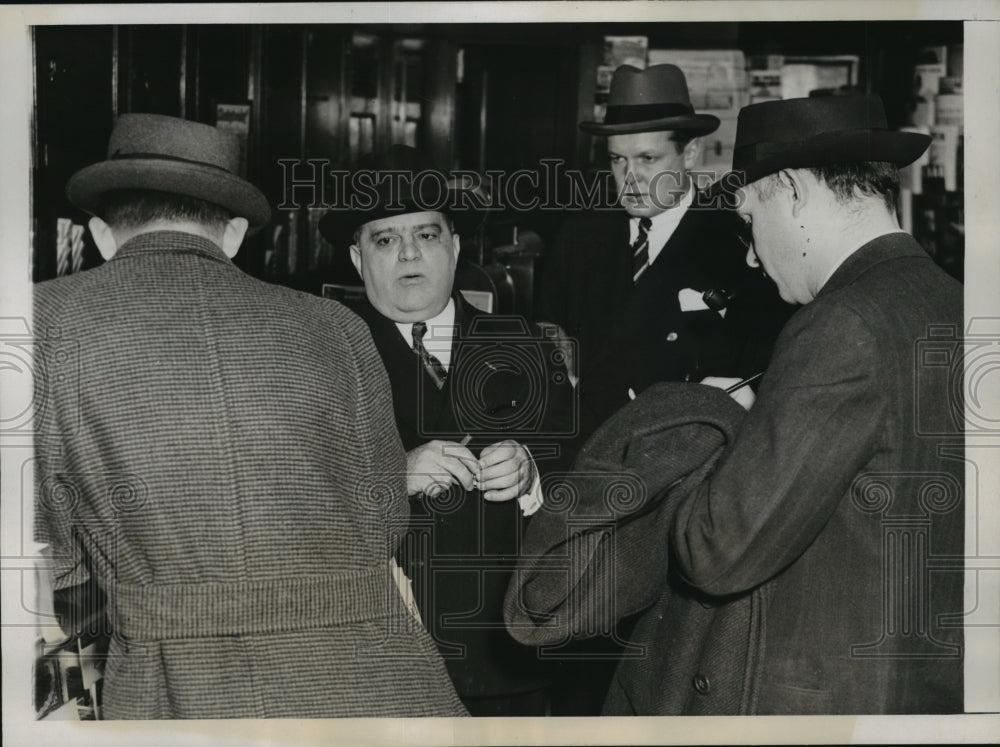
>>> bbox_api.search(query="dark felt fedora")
[318,144,486,248]
[66,113,271,228]
[708,93,932,196]
[579,64,720,136]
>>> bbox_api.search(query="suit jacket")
[33,231,466,719]
[508,233,965,714]
[537,206,794,434]
[351,294,577,699]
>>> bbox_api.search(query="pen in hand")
[725,371,764,394]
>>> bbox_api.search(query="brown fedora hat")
[66,113,271,228]
[318,144,486,248]
[708,93,931,197]
[580,64,720,136]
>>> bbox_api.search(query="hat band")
[602,102,695,125]
[737,127,896,163]
[110,150,232,174]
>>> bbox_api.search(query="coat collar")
[113,230,231,265]
[817,232,928,299]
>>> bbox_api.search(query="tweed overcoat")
[536,206,794,435]
[33,231,466,719]
[350,294,578,700]
[508,233,965,714]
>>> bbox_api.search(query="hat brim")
[579,113,720,137]
[66,159,272,228]
[318,196,486,250]
[705,129,933,200]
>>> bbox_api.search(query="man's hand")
[405,440,480,497]
[478,439,536,502]
[700,376,757,411]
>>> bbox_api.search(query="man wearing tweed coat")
[33,114,466,719]
[507,94,964,714]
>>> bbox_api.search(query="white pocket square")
[678,287,709,311]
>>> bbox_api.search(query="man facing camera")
[33,115,465,719]
[320,145,575,716]
[537,63,794,434]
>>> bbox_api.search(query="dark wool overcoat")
[351,294,579,700]
[33,231,466,719]
[507,233,965,714]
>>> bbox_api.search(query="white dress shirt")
[395,298,457,371]
[395,298,543,515]
[628,184,695,267]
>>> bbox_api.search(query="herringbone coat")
[34,231,466,719]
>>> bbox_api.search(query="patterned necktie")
[411,321,447,389]
[631,217,652,283]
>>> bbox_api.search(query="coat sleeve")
[671,300,886,596]
[338,306,411,555]
[33,286,94,590]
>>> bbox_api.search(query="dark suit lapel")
[587,212,694,371]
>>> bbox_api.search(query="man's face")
[737,176,808,305]
[607,130,697,218]
[350,211,460,323]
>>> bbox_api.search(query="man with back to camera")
[536,63,795,435]
[319,144,576,715]
[507,93,965,715]
[33,114,466,718]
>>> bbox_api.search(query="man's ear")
[451,231,461,261]
[777,169,807,216]
[682,137,702,171]
[221,217,249,259]
[349,244,363,280]
[88,216,118,260]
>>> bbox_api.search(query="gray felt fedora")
[66,113,271,228]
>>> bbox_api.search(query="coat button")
[693,674,711,694]
[665,331,679,342]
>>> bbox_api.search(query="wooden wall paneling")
[121,25,184,116]
[192,25,253,127]
[574,40,601,171]
[257,26,310,285]
[32,26,114,282]
[421,40,458,170]
[305,27,349,164]
[305,28,352,287]
[344,30,379,165]
[374,35,394,153]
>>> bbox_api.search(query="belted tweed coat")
[33,231,466,719]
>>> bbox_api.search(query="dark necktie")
[411,321,447,389]
[631,217,652,283]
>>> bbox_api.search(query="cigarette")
[459,434,472,447]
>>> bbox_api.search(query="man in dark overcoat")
[319,145,577,716]
[536,63,794,434]
[507,93,965,715]
[33,114,465,719]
